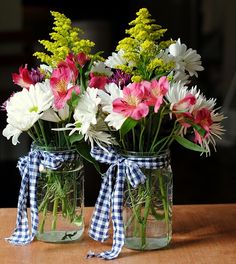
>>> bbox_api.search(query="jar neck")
[31,142,76,153]
[118,148,170,158]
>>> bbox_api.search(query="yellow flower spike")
[115,7,172,81]
[131,75,142,83]
[33,11,102,66]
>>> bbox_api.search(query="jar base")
[36,228,84,243]
[124,236,171,250]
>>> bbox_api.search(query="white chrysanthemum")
[2,124,22,146]
[2,80,53,145]
[168,38,204,78]
[158,49,174,64]
[166,82,199,106]
[90,61,113,77]
[193,92,216,112]
[71,87,101,135]
[98,83,127,130]
[192,93,225,155]
[199,111,225,156]
[40,64,53,74]
[104,49,127,68]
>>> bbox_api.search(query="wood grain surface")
[0,204,236,264]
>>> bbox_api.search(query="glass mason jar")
[122,150,173,250]
[35,145,84,243]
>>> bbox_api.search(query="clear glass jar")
[35,145,84,243]
[122,150,173,250]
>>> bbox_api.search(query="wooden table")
[0,205,236,264]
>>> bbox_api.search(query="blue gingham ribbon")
[6,144,79,245]
[87,146,170,260]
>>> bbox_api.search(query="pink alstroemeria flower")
[63,55,79,82]
[145,77,169,112]
[89,72,109,89]
[12,65,44,89]
[77,52,90,67]
[172,94,196,127]
[193,108,213,144]
[50,63,80,110]
[113,82,149,120]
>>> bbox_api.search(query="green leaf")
[76,142,101,174]
[174,135,207,153]
[120,117,138,138]
[69,133,83,145]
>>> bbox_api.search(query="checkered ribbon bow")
[5,144,78,245]
[87,146,170,260]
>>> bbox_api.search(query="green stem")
[146,113,153,151]
[63,129,70,149]
[38,120,48,146]
[149,107,165,152]
[33,123,43,145]
[141,176,151,249]
[127,181,142,223]
[139,122,146,152]
[27,130,37,142]
[158,172,169,235]
[51,198,59,231]
[132,128,136,151]
[39,205,47,234]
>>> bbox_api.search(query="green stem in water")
[39,204,47,234]
[63,129,70,149]
[127,181,142,223]
[140,175,151,249]
[51,198,59,231]
[158,171,169,235]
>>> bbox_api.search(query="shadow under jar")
[122,150,173,250]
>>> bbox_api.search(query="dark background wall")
[1,0,236,207]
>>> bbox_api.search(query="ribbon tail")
[87,163,125,260]
[6,166,32,245]
[88,167,113,243]
[28,153,40,241]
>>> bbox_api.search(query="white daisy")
[98,83,127,130]
[90,61,113,77]
[104,49,127,68]
[2,80,53,145]
[192,93,225,155]
[71,87,101,135]
[166,82,199,108]
[168,38,204,78]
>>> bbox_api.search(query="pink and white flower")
[144,77,169,112]
[50,61,80,109]
[113,82,149,120]
[12,64,44,89]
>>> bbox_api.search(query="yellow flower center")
[56,79,67,94]
[126,95,140,106]
[29,106,38,113]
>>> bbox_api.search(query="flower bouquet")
[86,8,225,259]
[2,11,114,244]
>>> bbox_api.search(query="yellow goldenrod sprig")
[115,8,174,81]
[33,11,102,67]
